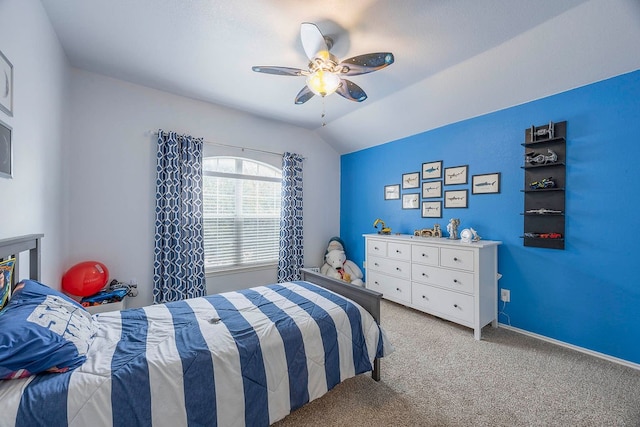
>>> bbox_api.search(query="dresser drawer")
[440,248,475,272]
[411,283,474,324]
[367,239,387,257]
[412,264,474,294]
[387,242,411,261]
[368,255,411,279]
[411,244,439,266]
[367,271,411,304]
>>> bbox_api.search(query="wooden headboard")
[0,234,43,291]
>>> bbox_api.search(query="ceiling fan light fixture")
[306,69,341,97]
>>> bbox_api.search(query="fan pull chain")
[321,97,327,127]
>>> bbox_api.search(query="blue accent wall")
[340,70,640,365]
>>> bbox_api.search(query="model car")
[525,148,558,165]
[529,177,555,190]
[81,288,128,306]
[539,233,563,239]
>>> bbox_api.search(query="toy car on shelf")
[81,288,128,307]
[539,233,563,239]
[525,148,558,165]
[529,177,556,190]
[524,232,562,239]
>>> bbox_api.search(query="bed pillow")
[0,279,94,380]
[0,258,15,310]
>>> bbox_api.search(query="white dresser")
[364,234,501,340]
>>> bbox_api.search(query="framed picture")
[444,165,468,185]
[444,189,468,208]
[422,180,442,199]
[422,160,442,180]
[402,193,420,209]
[0,50,13,117]
[0,118,12,179]
[422,201,442,218]
[402,172,420,189]
[472,172,501,194]
[384,184,400,200]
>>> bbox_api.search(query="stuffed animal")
[320,237,347,279]
[321,249,364,287]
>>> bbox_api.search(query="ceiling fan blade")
[336,79,367,102]
[252,66,305,76]
[301,22,328,60]
[338,53,395,76]
[294,86,315,105]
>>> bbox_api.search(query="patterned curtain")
[277,152,304,282]
[153,130,206,303]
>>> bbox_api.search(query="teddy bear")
[320,236,347,279]
[321,249,364,287]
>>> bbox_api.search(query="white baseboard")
[498,323,640,371]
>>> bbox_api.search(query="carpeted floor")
[273,300,640,426]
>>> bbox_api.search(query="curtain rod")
[150,131,284,158]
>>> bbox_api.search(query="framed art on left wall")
[0,49,13,117]
[0,119,12,179]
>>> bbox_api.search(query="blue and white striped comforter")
[0,281,388,427]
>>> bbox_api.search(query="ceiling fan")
[252,23,394,104]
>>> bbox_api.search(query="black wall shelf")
[521,121,566,250]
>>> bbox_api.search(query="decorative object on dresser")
[521,120,566,249]
[364,234,501,340]
[373,218,392,235]
[414,224,442,238]
[446,218,460,239]
[460,228,481,243]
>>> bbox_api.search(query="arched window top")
[203,156,281,179]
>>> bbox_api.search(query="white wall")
[66,69,340,307]
[0,0,68,284]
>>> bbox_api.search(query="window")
[203,156,282,271]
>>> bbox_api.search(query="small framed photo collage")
[384,159,500,217]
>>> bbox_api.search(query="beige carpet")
[274,300,640,426]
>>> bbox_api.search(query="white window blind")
[203,157,282,271]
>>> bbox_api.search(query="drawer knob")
[374,263,379,267]
[422,253,427,257]
[374,281,379,285]
[374,246,379,250]
[422,295,428,300]
[453,257,459,261]
[396,249,401,253]
[453,279,458,283]
[422,273,428,277]
[396,267,401,271]
[396,287,401,292]
[454,304,459,308]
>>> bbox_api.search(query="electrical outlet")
[500,289,510,302]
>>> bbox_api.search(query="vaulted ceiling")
[40,0,640,153]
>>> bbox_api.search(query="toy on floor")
[320,237,364,287]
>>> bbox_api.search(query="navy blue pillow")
[0,280,94,379]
